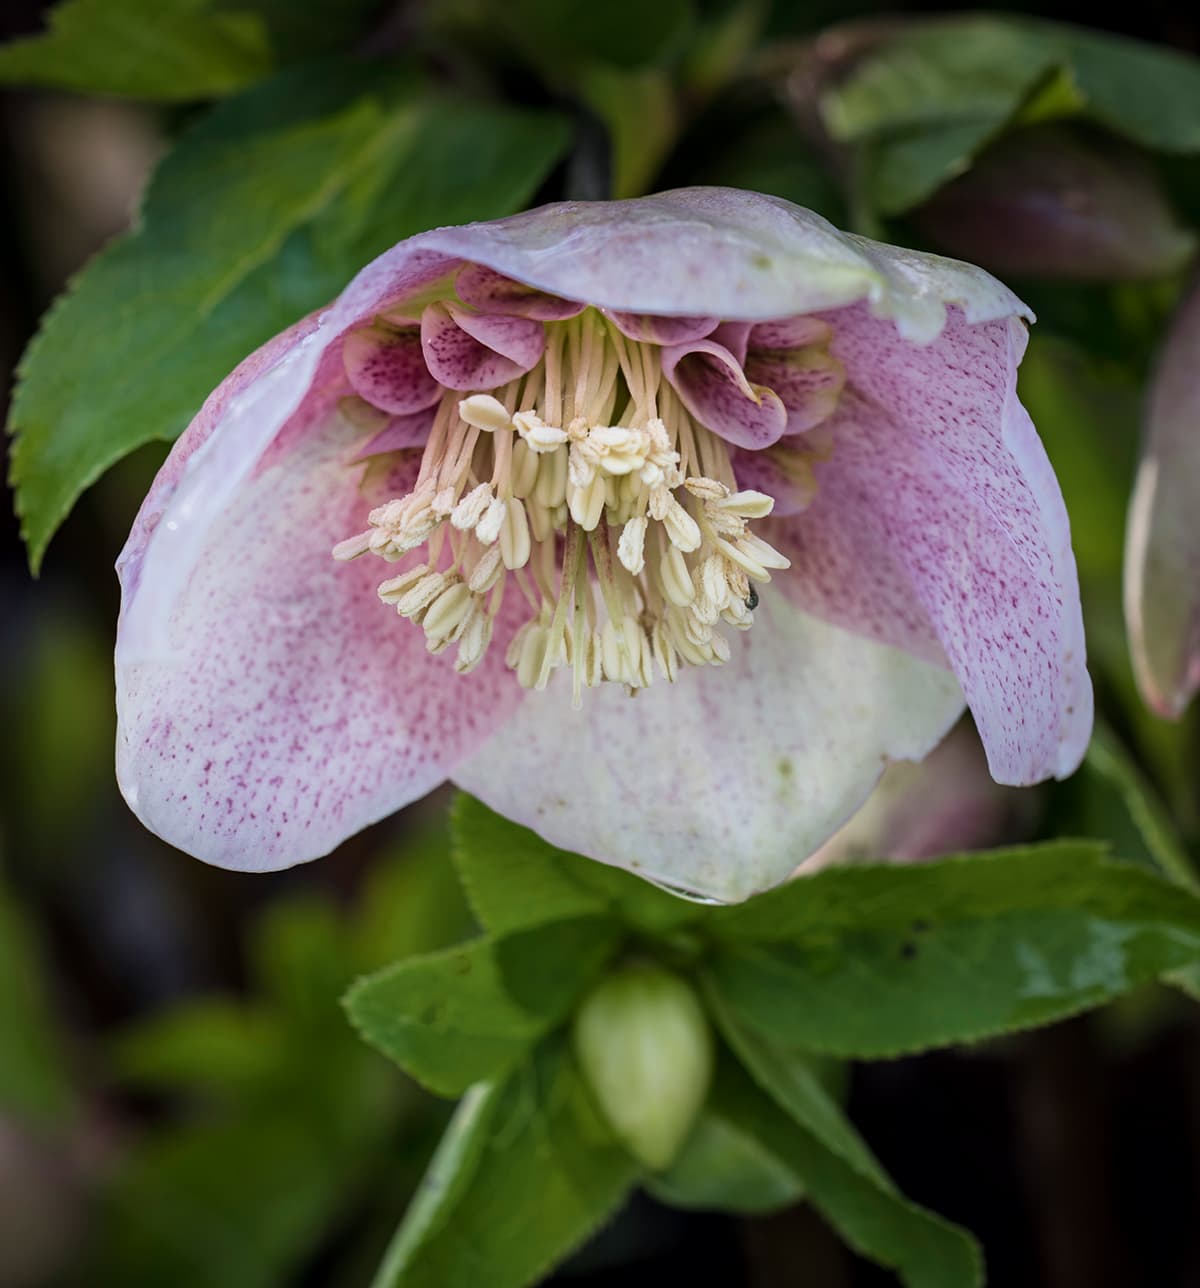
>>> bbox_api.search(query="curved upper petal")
[771,304,1092,785]
[453,594,964,903]
[116,307,525,872]
[743,325,845,434]
[1124,275,1200,718]
[454,262,584,319]
[661,338,788,450]
[401,186,1031,343]
[343,320,442,414]
[606,312,720,344]
[420,301,545,390]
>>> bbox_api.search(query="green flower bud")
[572,962,714,1171]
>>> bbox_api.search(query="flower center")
[334,309,790,701]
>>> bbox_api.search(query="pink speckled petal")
[351,409,435,462]
[773,303,1092,785]
[116,332,523,872]
[412,187,1031,342]
[606,311,719,344]
[744,344,845,435]
[730,447,818,516]
[455,262,584,320]
[454,594,964,903]
[1124,275,1200,719]
[662,338,788,450]
[711,321,751,364]
[342,320,442,415]
[420,301,545,391]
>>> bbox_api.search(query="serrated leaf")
[372,1039,639,1288]
[451,794,699,936]
[0,0,273,100]
[8,64,570,569]
[707,1003,982,1288]
[344,916,618,1097]
[344,939,549,1098]
[706,842,1200,1057]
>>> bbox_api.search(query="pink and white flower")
[115,187,1092,902]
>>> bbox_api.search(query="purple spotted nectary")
[115,186,1092,902]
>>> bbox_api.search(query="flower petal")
[454,594,964,904]
[606,312,719,344]
[350,409,435,462]
[661,338,788,450]
[730,444,822,516]
[411,187,1031,342]
[343,319,442,414]
[454,262,584,320]
[116,331,523,872]
[420,301,545,391]
[773,304,1092,784]
[744,326,845,434]
[1124,275,1200,718]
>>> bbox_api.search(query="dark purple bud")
[916,125,1195,281]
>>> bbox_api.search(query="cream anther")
[335,306,830,694]
[513,410,569,453]
[458,394,512,433]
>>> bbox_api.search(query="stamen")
[334,308,805,692]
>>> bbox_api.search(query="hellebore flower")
[1125,274,1200,719]
[116,187,1092,902]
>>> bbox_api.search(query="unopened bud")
[573,963,713,1170]
[916,124,1196,281]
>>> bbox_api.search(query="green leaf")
[451,794,699,937]
[0,879,74,1125]
[218,0,386,64]
[351,829,475,974]
[344,939,550,1097]
[706,842,1200,1057]
[646,1107,803,1214]
[9,64,570,569]
[0,0,273,100]
[1056,723,1200,999]
[821,18,1055,144]
[1073,724,1200,892]
[707,1003,982,1288]
[372,1039,639,1288]
[344,917,618,1097]
[821,17,1200,213]
[499,0,692,72]
[579,64,679,198]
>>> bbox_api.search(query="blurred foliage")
[87,830,473,1288]
[814,15,1200,215]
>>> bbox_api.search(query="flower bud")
[915,125,1195,282]
[572,963,714,1171]
[1125,274,1200,718]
